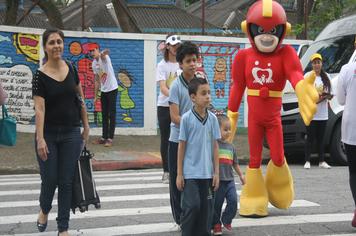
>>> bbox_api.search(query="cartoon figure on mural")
[213,57,227,98]
[117,69,135,122]
[195,47,207,80]
[68,41,102,126]
[227,0,318,217]
[13,33,40,63]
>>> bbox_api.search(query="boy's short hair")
[216,114,229,126]
[176,41,199,63]
[188,78,208,95]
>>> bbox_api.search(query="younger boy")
[176,78,221,235]
[212,115,245,235]
[168,41,199,226]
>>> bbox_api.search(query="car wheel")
[330,122,347,165]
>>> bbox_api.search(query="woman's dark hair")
[320,69,331,92]
[163,33,174,62]
[42,28,64,60]
[176,41,199,64]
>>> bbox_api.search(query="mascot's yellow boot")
[239,167,268,217]
[265,160,294,209]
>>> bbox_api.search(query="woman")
[156,34,181,183]
[304,53,333,169]
[337,59,356,227]
[32,29,89,236]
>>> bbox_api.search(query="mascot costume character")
[227,0,319,217]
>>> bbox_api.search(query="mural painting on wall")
[0,32,39,124]
[156,41,244,126]
[65,38,144,127]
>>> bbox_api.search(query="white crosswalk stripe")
[0,169,350,235]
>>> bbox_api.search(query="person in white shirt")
[156,34,181,183]
[90,46,118,147]
[337,59,356,227]
[304,53,333,169]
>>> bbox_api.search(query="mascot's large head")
[241,0,291,53]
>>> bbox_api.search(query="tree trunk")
[35,0,64,29]
[4,0,19,25]
[296,0,304,39]
[111,0,141,33]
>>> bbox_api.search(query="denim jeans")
[168,141,181,225]
[36,126,83,232]
[213,180,237,226]
[181,179,214,236]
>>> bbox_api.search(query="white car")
[280,14,356,165]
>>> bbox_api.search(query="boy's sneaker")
[223,223,233,233]
[304,161,311,169]
[352,209,356,227]
[162,172,169,184]
[92,138,106,145]
[104,139,113,147]
[213,224,222,235]
[319,161,331,169]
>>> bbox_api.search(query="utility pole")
[82,0,85,31]
[303,0,308,39]
[202,0,205,35]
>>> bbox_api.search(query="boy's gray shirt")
[168,75,193,143]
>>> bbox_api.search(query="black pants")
[157,106,170,172]
[168,141,182,225]
[345,144,356,207]
[305,120,327,162]
[181,179,214,236]
[101,89,118,140]
[36,126,82,232]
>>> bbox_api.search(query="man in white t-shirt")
[90,46,118,147]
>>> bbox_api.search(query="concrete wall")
[0,25,310,135]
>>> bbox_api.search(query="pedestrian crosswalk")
[0,169,353,235]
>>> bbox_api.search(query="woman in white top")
[304,53,333,169]
[156,34,181,183]
[337,59,356,227]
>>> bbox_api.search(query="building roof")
[186,0,298,31]
[61,0,218,33]
[0,10,51,29]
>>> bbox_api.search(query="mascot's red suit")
[227,0,319,217]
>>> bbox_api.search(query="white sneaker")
[162,172,169,184]
[304,161,311,169]
[319,161,331,169]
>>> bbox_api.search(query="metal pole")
[202,0,205,35]
[82,0,85,31]
[304,0,308,39]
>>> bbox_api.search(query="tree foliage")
[307,0,356,39]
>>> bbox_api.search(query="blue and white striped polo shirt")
[168,74,194,143]
[179,108,221,179]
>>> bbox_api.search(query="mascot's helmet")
[241,0,291,46]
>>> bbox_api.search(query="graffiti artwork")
[65,38,144,127]
[13,33,40,63]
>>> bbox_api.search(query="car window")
[301,34,356,74]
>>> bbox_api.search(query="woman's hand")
[239,175,246,185]
[37,138,49,161]
[82,127,90,144]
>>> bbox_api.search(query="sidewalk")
[0,132,270,174]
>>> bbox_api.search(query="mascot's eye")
[270,27,277,34]
[257,27,265,34]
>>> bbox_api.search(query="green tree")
[307,0,356,39]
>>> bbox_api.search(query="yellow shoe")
[239,167,268,217]
[265,160,294,209]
